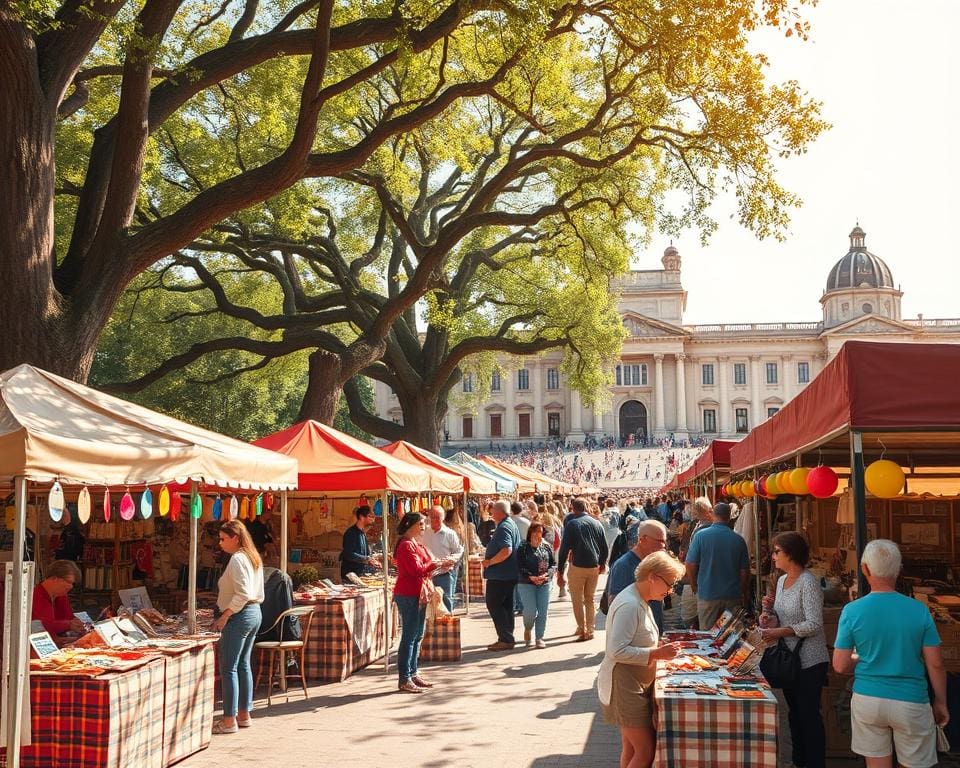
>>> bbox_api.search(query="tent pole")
[188,482,199,635]
[711,469,716,505]
[753,471,762,611]
[850,431,869,597]
[462,491,470,617]
[4,476,29,768]
[280,491,289,575]
[381,490,390,675]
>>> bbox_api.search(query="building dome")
[662,243,681,271]
[824,226,894,292]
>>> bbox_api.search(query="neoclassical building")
[374,227,960,446]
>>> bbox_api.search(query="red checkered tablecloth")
[161,643,215,766]
[300,590,396,682]
[419,618,462,663]
[466,558,485,597]
[654,684,778,767]
[10,659,166,768]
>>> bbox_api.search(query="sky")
[639,0,960,325]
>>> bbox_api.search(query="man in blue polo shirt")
[482,500,521,651]
[684,502,748,630]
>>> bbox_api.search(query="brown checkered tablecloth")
[299,590,395,682]
[466,558,485,596]
[654,677,778,767]
[4,659,166,768]
[419,618,462,663]
[161,643,215,767]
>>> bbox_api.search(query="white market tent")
[0,364,299,768]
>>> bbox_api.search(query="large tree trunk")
[296,349,343,423]
[397,390,444,453]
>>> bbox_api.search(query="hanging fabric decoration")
[265,493,274,512]
[77,487,92,524]
[255,494,263,517]
[48,481,65,522]
[140,488,153,519]
[103,488,111,522]
[227,496,238,521]
[389,496,397,517]
[202,495,215,522]
[190,494,202,519]
[373,499,383,517]
[120,490,136,521]
[169,492,181,521]
[239,496,250,520]
[403,497,411,514]
[212,496,223,520]
[158,486,170,517]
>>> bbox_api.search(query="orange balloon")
[778,471,795,495]
[790,467,811,495]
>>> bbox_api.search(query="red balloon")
[807,466,839,499]
[757,476,769,497]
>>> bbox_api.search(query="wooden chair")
[254,605,315,705]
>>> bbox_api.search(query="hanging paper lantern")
[190,494,202,519]
[48,481,65,522]
[158,486,170,517]
[807,466,839,499]
[120,491,136,521]
[77,487,92,524]
[265,493,274,512]
[757,476,769,497]
[212,497,223,520]
[742,481,756,498]
[255,494,263,517]
[202,496,215,522]
[865,459,905,498]
[140,488,153,519]
[227,495,238,521]
[374,498,383,517]
[777,471,794,495]
[766,473,782,496]
[789,467,811,496]
[170,493,181,521]
[239,496,250,520]
[103,489,111,522]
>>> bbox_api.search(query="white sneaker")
[535,639,546,649]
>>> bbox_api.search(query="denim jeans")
[432,571,455,612]
[395,595,426,682]
[517,582,551,640]
[218,603,262,717]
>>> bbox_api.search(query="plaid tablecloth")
[419,618,462,663]
[654,681,778,767]
[162,643,215,767]
[300,590,395,682]
[11,659,166,768]
[466,558,485,596]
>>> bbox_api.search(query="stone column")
[532,362,545,437]
[654,354,665,436]
[505,367,516,437]
[675,353,688,433]
[782,355,793,403]
[750,355,762,428]
[718,355,729,435]
[567,389,584,443]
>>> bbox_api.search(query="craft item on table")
[29,631,60,659]
[140,488,153,519]
[116,617,148,642]
[48,480,65,522]
[712,609,737,637]
[212,496,223,521]
[721,686,767,699]
[118,586,154,612]
[94,618,137,648]
[78,487,92,524]
[120,490,136,521]
[132,613,159,638]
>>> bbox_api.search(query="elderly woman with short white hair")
[833,539,948,768]
[598,550,684,768]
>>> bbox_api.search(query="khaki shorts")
[850,693,937,768]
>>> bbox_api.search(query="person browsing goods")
[482,500,522,651]
[421,505,464,612]
[606,520,669,632]
[557,497,609,641]
[684,502,749,630]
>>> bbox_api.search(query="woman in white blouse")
[598,550,685,768]
[759,531,830,768]
[212,520,265,734]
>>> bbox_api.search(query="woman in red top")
[393,512,438,693]
[32,560,85,639]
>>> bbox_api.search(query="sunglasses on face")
[655,574,677,591]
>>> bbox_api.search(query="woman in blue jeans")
[212,520,264,733]
[517,523,556,648]
[393,512,439,692]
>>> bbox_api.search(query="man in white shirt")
[421,506,464,611]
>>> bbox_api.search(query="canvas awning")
[448,452,517,493]
[497,460,574,494]
[475,456,538,493]
[730,341,960,472]
[253,420,429,492]
[382,441,497,495]
[0,364,298,489]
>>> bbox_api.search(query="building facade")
[373,227,960,447]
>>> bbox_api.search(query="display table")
[466,557,485,597]
[297,589,395,682]
[161,643,215,766]
[654,641,778,768]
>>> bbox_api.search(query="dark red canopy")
[730,341,960,472]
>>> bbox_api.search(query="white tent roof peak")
[0,364,298,489]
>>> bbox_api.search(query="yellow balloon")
[742,481,756,498]
[865,459,905,498]
[766,473,782,496]
[790,467,811,495]
[778,471,795,495]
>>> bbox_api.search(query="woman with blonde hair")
[598,550,684,768]
[213,519,264,733]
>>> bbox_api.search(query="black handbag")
[759,637,805,688]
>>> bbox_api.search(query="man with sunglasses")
[340,505,380,581]
[605,520,670,632]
